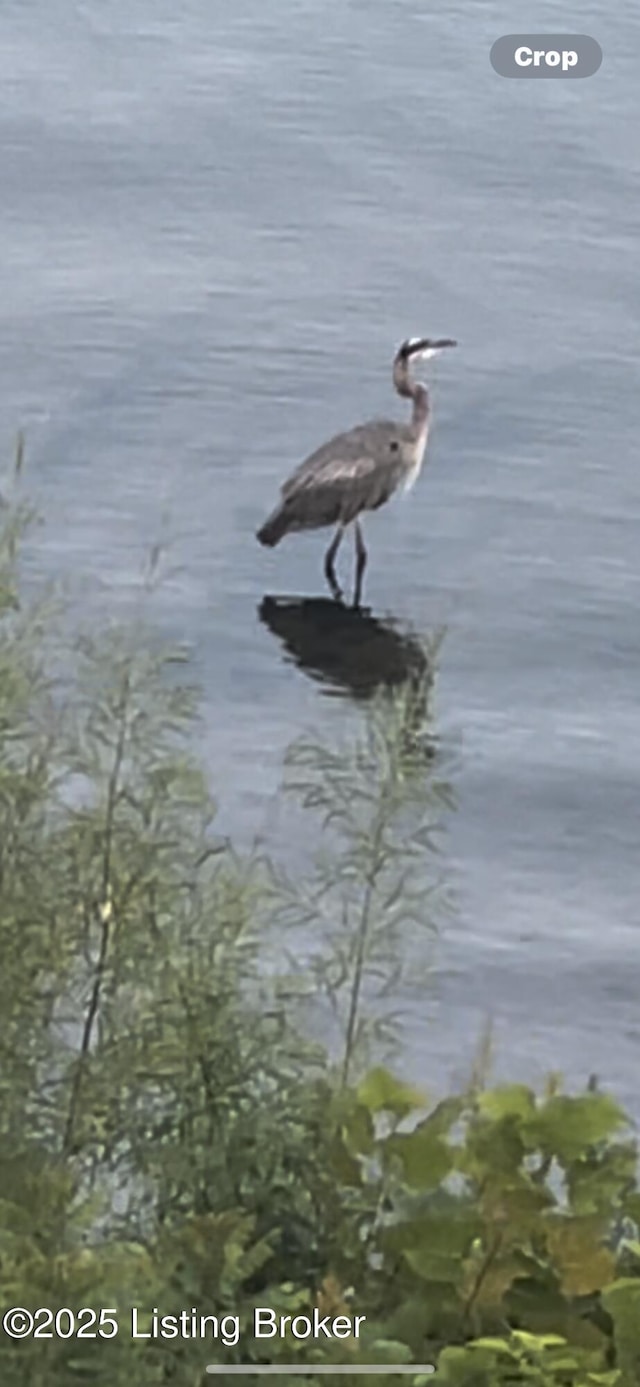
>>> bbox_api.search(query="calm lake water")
[2,0,639,1106]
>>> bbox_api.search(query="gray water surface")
[2,0,639,1106]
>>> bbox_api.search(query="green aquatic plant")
[273,638,453,1086]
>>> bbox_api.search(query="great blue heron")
[256,335,456,606]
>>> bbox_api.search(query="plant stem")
[340,805,386,1089]
[62,673,129,1157]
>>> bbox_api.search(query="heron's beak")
[419,338,457,359]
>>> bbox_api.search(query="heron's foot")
[324,566,343,603]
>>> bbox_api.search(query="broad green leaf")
[566,1142,638,1215]
[460,1250,528,1312]
[602,1278,640,1379]
[357,1066,424,1118]
[401,1209,481,1284]
[546,1217,615,1296]
[511,1329,568,1350]
[471,1335,517,1351]
[369,1338,413,1363]
[385,1125,452,1188]
[524,1094,628,1165]
[477,1085,536,1123]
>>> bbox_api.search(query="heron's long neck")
[393,362,429,442]
[409,382,429,441]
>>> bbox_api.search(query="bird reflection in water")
[258,595,443,758]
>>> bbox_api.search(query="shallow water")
[1,0,639,1106]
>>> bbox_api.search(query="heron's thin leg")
[353,519,367,609]
[324,525,344,601]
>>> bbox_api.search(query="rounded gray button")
[490,34,602,78]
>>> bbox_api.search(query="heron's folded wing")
[286,455,397,527]
[281,423,403,524]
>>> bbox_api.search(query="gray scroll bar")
[206,1366,435,1376]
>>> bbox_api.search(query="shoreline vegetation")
[1,472,639,1386]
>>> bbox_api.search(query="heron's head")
[396,336,457,364]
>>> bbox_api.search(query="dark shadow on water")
[258,594,436,702]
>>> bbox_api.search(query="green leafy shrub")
[1,480,640,1387]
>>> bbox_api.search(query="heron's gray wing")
[280,420,404,529]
